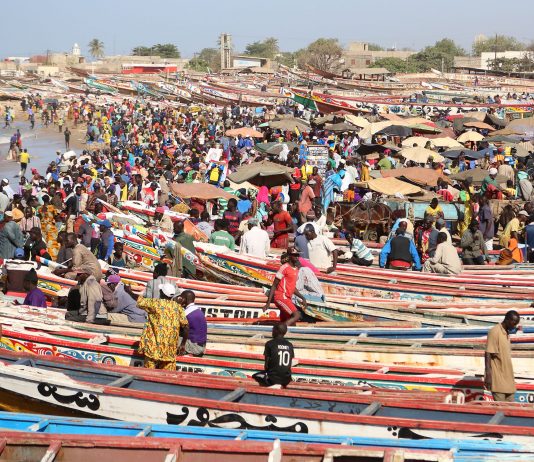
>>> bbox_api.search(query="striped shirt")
[351,239,373,262]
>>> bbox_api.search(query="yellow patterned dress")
[137,296,188,369]
[39,204,59,260]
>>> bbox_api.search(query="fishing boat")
[2,410,533,461]
[0,430,466,462]
[3,319,534,401]
[2,351,534,443]
[195,244,534,302]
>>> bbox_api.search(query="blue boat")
[0,411,532,460]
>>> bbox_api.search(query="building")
[232,56,270,69]
[480,51,533,70]
[342,42,415,71]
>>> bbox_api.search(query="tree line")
[86,35,533,74]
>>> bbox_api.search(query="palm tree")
[88,39,105,60]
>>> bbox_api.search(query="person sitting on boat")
[303,224,338,274]
[137,283,189,371]
[422,232,462,275]
[65,269,109,325]
[105,274,146,323]
[424,198,444,221]
[252,323,294,388]
[176,290,207,356]
[379,221,421,271]
[264,247,307,326]
[460,220,489,266]
[480,168,504,200]
[414,217,439,263]
[345,231,374,267]
[144,262,174,299]
[54,233,102,281]
[13,268,47,308]
[153,207,173,233]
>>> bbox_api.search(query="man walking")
[485,310,520,402]
[64,127,71,150]
[264,247,307,326]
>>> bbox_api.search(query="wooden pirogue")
[3,410,534,460]
[195,244,534,301]
[3,318,534,402]
[2,350,534,443]
[27,265,534,324]
[0,431,462,462]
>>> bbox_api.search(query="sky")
[1,0,533,58]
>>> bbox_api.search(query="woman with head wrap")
[322,169,345,212]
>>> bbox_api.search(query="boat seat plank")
[28,419,50,432]
[488,411,505,425]
[359,401,382,416]
[220,387,246,402]
[136,425,152,437]
[108,374,134,388]
[40,441,62,462]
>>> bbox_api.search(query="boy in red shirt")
[269,200,294,249]
[264,247,307,326]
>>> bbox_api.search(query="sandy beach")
[0,102,89,179]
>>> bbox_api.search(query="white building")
[480,51,532,70]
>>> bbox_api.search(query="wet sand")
[0,104,91,179]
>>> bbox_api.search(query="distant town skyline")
[1,0,533,58]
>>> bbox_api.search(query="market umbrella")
[503,142,532,158]
[431,137,462,148]
[170,183,236,200]
[269,118,310,132]
[255,141,299,155]
[505,117,534,138]
[225,127,264,138]
[483,135,520,143]
[441,149,488,160]
[400,146,444,164]
[377,125,413,137]
[401,136,430,148]
[457,131,485,143]
[463,121,496,131]
[450,168,507,185]
[356,143,400,156]
[345,114,370,128]
[228,160,294,187]
[313,114,335,125]
[325,122,359,132]
[409,123,442,134]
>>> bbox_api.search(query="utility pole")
[220,33,232,70]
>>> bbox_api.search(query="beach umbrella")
[401,136,430,148]
[400,146,444,164]
[325,122,359,132]
[255,141,299,155]
[503,142,532,158]
[225,127,264,138]
[483,135,520,143]
[463,121,496,131]
[358,121,394,139]
[345,114,370,128]
[269,118,310,132]
[431,137,462,148]
[377,125,413,137]
[441,149,487,160]
[228,160,294,187]
[356,143,400,156]
[505,117,534,138]
[408,123,442,134]
[450,168,507,185]
[457,131,485,143]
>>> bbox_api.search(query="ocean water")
[0,120,67,178]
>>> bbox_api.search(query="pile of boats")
[0,202,534,460]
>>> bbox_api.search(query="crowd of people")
[0,91,533,370]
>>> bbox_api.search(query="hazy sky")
[1,0,533,58]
